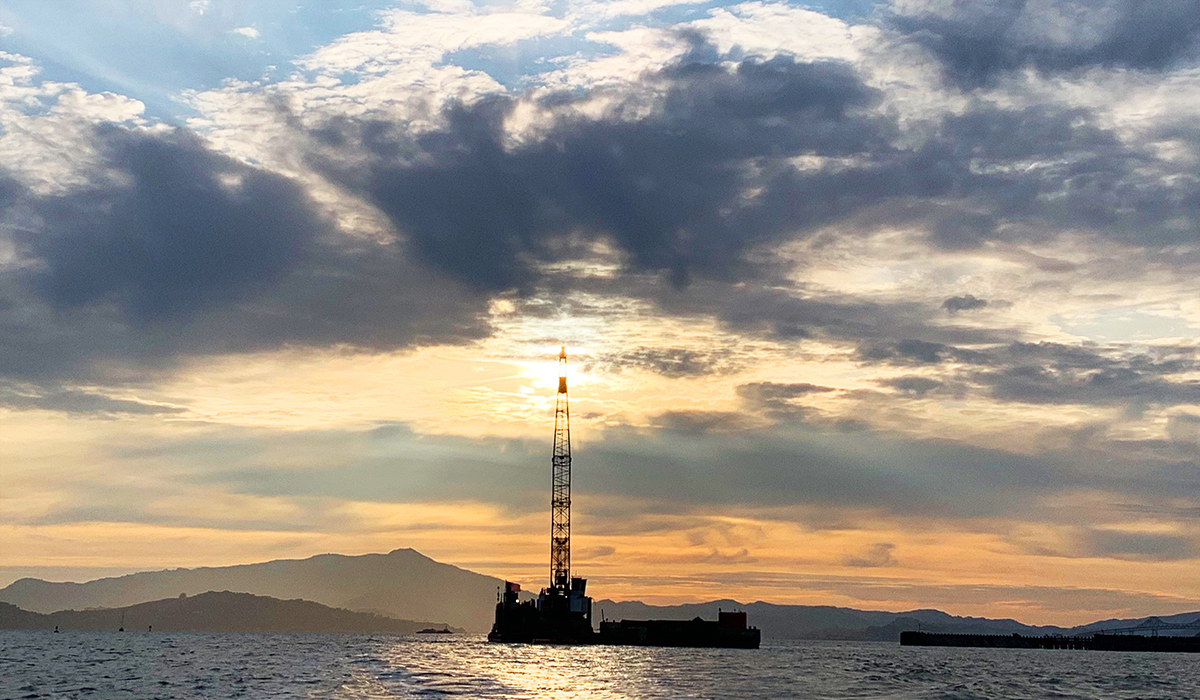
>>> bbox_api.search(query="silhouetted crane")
[550,346,571,591]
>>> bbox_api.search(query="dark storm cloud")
[855,339,990,365]
[5,33,1199,391]
[942,294,988,313]
[891,0,1200,87]
[308,42,1197,361]
[3,46,942,389]
[878,376,947,396]
[0,126,492,382]
[15,127,319,321]
[933,103,1200,251]
[317,52,891,289]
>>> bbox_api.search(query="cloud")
[586,347,742,378]
[977,365,1200,407]
[878,376,946,396]
[305,46,1199,317]
[957,342,1200,407]
[853,340,1200,407]
[4,0,1200,625]
[1167,413,1200,444]
[856,339,990,366]
[942,294,988,313]
[737,381,835,417]
[890,0,1200,87]
[113,411,1200,547]
[1080,528,1198,562]
[649,410,757,435]
[844,542,897,568]
[231,27,261,40]
[15,127,320,321]
[577,545,617,560]
[314,49,887,290]
[0,125,492,381]
[56,25,1192,390]
[0,383,185,416]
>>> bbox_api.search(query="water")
[3,632,1199,699]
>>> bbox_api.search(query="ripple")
[2,631,1198,699]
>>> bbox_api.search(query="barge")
[901,630,1200,652]
[487,348,759,649]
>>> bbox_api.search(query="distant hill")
[0,591,461,633]
[592,599,1073,641]
[0,549,503,632]
[6,548,1197,639]
[593,600,1200,640]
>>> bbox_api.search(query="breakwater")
[901,631,1200,652]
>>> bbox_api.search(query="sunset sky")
[2,0,1200,626]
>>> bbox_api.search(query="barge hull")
[901,631,1200,652]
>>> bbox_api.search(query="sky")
[1,0,1199,626]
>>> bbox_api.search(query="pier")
[901,631,1200,653]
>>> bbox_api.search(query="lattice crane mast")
[550,346,572,591]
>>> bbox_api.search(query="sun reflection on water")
[337,634,768,699]
[371,637,643,699]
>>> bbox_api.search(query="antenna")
[550,346,571,590]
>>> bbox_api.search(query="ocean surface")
[3,632,1200,699]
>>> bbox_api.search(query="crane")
[550,346,571,591]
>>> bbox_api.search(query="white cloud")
[232,26,261,40]
[51,88,146,122]
[189,0,210,15]
[300,9,570,74]
[0,24,14,38]
[687,2,858,62]
[568,0,710,23]
[0,54,146,194]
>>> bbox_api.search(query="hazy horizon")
[3,545,1195,632]
[3,0,1200,629]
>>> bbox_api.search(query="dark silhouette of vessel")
[488,579,596,644]
[488,581,760,647]
[902,631,1200,652]
[488,349,760,649]
[598,611,760,648]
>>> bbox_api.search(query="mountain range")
[0,549,501,632]
[0,591,460,633]
[3,549,1197,638]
